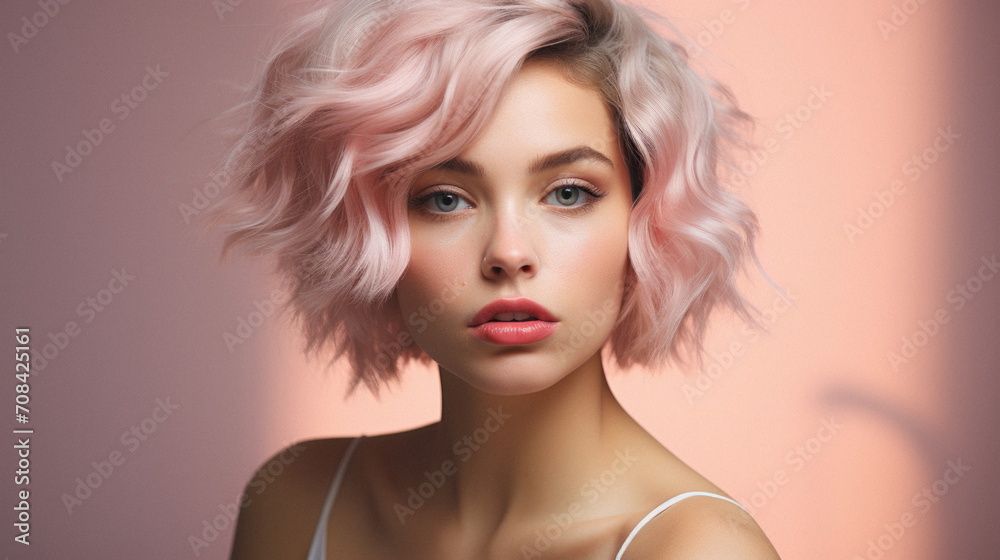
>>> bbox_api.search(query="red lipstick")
[469,297,558,345]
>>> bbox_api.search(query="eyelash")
[408,181,608,221]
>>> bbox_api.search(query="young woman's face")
[396,59,633,395]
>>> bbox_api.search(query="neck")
[430,350,634,528]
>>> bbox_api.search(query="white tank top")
[306,437,748,560]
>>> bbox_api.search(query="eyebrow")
[432,146,615,176]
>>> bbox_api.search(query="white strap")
[305,437,363,560]
[613,491,748,560]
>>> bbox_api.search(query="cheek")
[567,215,629,293]
[552,215,630,347]
[398,249,447,316]
[395,229,472,339]
[587,239,628,321]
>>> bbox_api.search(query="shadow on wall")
[945,0,1000,557]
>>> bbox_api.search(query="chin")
[466,374,563,397]
[443,351,596,397]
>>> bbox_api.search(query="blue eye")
[431,192,461,212]
[411,189,471,214]
[548,185,583,206]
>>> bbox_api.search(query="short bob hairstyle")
[213,0,764,392]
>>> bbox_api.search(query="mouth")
[469,298,559,345]
[487,311,538,322]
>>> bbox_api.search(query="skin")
[230,59,781,560]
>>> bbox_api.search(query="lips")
[468,297,558,327]
[468,297,559,345]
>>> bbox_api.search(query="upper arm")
[228,438,354,560]
[620,498,781,560]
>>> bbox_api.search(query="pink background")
[2,0,998,558]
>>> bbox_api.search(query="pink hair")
[211,0,767,392]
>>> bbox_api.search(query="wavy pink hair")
[211,0,767,392]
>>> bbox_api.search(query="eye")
[428,191,464,212]
[410,188,472,214]
[544,182,605,209]
[549,186,582,206]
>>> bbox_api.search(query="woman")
[216,0,782,558]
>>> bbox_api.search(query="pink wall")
[1,0,997,558]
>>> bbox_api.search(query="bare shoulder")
[619,495,781,560]
[229,437,357,560]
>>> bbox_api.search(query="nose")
[481,208,539,280]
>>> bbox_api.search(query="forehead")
[448,59,622,175]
